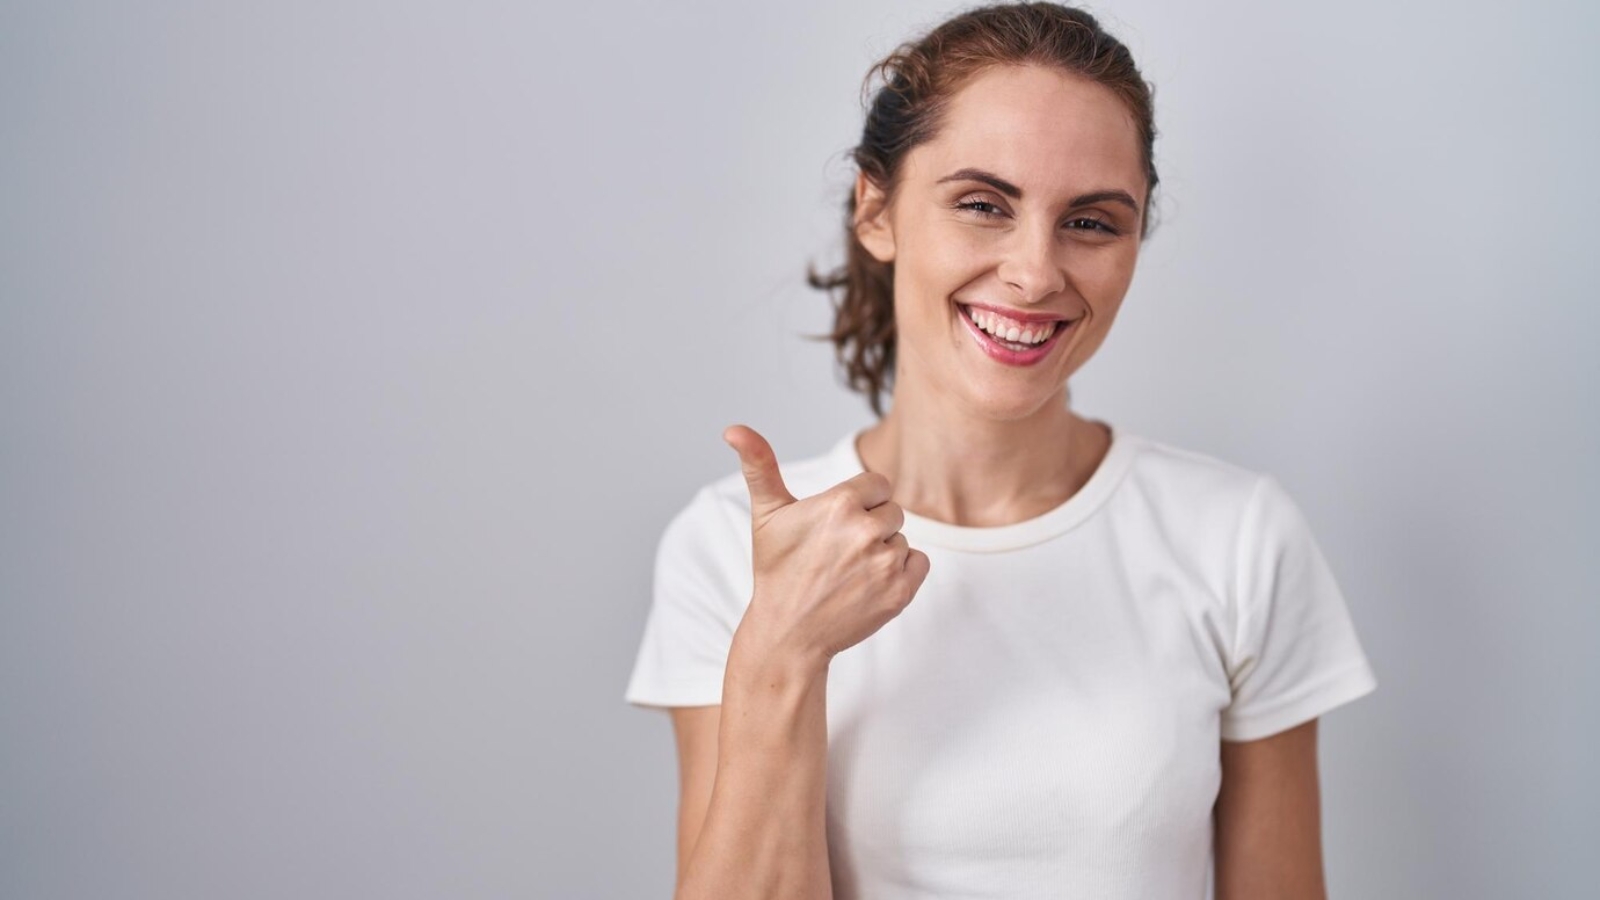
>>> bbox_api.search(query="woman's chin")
[958,379,1066,421]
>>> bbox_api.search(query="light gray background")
[2,0,1595,897]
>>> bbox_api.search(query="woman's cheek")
[1076,251,1136,299]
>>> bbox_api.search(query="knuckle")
[910,550,931,582]
[889,579,915,609]
[829,488,857,511]
[854,518,882,545]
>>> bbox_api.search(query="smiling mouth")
[956,302,1072,349]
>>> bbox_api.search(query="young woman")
[625,4,1378,898]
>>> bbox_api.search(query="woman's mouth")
[956,303,1075,367]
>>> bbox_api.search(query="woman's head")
[809,2,1159,420]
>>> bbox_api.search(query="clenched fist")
[722,424,931,666]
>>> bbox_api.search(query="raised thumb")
[722,424,798,520]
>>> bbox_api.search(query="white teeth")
[965,305,1058,345]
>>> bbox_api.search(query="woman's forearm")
[675,631,833,900]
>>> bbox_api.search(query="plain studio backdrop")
[2,0,1596,897]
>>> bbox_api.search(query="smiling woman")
[846,62,1146,434]
[623,4,1379,900]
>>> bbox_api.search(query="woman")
[625,4,1378,898]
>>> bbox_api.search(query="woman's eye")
[955,201,1120,236]
[1065,217,1119,235]
[955,199,1006,218]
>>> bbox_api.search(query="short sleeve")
[623,484,753,711]
[1220,474,1379,741]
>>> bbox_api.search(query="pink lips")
[957,304,1074,366]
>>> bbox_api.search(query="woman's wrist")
[728,610,831,690]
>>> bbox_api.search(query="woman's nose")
[996,222,1067,304]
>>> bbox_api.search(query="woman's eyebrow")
[936,167,1140,213]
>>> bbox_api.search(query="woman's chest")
[821,553,1231,896]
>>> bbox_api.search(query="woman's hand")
[722,424,931,667]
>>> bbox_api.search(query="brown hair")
[805,2,1161,418]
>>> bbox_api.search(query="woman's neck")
[854,384,1111,528]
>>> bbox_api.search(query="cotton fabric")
[625,422,1378,899]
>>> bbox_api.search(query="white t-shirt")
[624,421,1379,900]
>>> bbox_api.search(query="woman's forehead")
[913,65,1144,197]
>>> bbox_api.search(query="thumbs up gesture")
[722,424,931,667]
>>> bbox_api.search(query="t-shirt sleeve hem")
[624,676,725,711]
[1220,660,1378,742]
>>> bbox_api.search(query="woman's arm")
[668,705,720,889]
[1213,718,1328,900]
[664,425,925,899]
[672,629,833,900]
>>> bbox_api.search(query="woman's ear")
[853,171,897,264]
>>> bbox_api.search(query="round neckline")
[832,420,1139,553]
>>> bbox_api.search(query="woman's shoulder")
[1106,428,1309,578]
[1112,427,1349,589]
[1123,427,1262,478]
[1113,426,1274,516]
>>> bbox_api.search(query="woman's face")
[855,63,1147,421]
